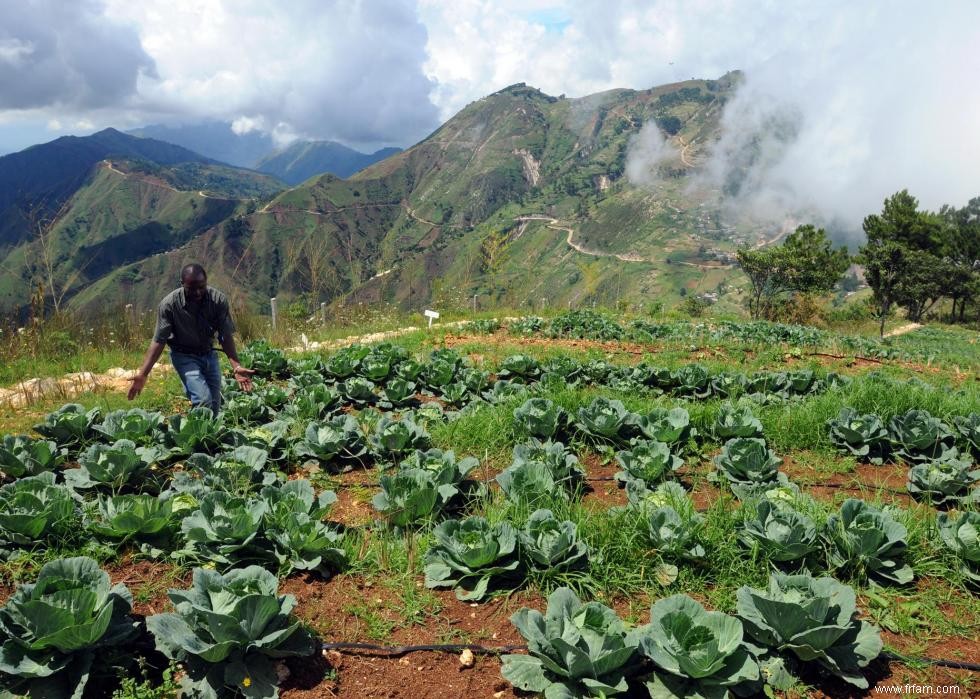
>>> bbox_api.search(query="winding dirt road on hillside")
[102,161,229,200]
[514,215,648,263]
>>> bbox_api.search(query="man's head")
[181,263,207,302]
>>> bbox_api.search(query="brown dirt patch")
[280,574,538,698]
[579,452,627,509]
[315,467,379,527]
[783,459,915,507]
[105,558,190,617]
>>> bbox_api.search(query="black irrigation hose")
[320,641,526,657]
[319,641,980,673]
[882,650,980,672]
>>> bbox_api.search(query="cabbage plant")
[500,587,639,698]
[171,445,277,499]
[736,573,882,689]
[178,491,267,568]
[739,500,819,563]
[285,383,341,421]
[0,556,138,699]
[643,505,705,561]
[497,461,568,505]
[575,398,639,445]
[146,565,315,698]
[341,376,376,405]
[324,344,368,379]
[33,403,100,450]
[424,516,520,600]
[519,509,589,575]
[636,594,759,699]
[164,407,227,456]
[937,511,980,585]
[65,439,158,494]
[260,480,345,577]
[635,407,694,450]
[498,442,583,504]
[482,379,530,404]
[823,499,913,585]
[0,473,76,556]
[84,494,178,553]
[906,452,979,505]
[0,435,62,479]
[93,408,164,444]
[380,377,417,408]
[953,413,980,457]
[374,450,478,526]
[232,419,294,466]
[368,415,431,462]
[888,409,956,463]
[513,397,566,440]
[498,354,541,382]
[293,416,367,466]
[614,440,682,486]
[827,408,890,464]
[714,438,782,486]
[713,402,764,440]
[241,339,289,377]
[670,364,712,398]
[222,393,272,425]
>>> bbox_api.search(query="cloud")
[625,122,678,187]
[102,0,440,149]
[0,0,155,111]
[688,2,980,233]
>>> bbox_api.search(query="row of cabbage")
[241,338,850,405]
[0,552,904,699]
[828,407,979,506]
[464,310,917,359]
[501,576,882,696]
[0,556,316,698]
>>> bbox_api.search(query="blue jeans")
[170,350,222,414]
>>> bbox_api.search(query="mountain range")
[129,122,402,184]
[0,71,775,319]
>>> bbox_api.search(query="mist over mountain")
[128,122,275,169]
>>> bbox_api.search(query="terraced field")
[0,314,977,698]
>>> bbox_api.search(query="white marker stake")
[270,297,278,330]
[424,309,440,328]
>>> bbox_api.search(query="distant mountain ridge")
[127,121,402,182]
[255,141,402,184]
[0,128,214,249]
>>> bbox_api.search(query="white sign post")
[270,297,278,330]
[423,309,439,328]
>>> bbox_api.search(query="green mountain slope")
[255,141,402,184]
[0,158,283,316]
[2,73,771,318]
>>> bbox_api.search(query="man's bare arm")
[220,334,256,392]
[128,340,166,400]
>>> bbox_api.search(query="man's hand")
[127,372,148,400]
[232,365,256,392]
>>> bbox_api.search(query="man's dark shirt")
[153,287,235,354]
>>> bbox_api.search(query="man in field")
[127,263,254,412]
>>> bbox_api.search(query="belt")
[169,344,215,356]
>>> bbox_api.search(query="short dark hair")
[181,263,207,281]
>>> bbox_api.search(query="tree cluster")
[860,190,979,335]
[736,225,850,321]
